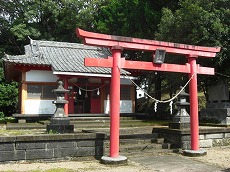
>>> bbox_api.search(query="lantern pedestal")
[47,117,74,134]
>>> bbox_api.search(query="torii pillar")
[76,28,221,163]
[109,46,123,158]
[188,55,199,151]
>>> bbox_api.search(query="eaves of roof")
[3,40,131,80]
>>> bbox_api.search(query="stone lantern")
[169,87,190,129]
[47,80,74,133]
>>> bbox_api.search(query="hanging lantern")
[79,88,81,95]
[153,49,166,64]
[97,88,100,95]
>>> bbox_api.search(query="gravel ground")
[0,146,229,172]
[0,159,152,172]
[190,146,230,169]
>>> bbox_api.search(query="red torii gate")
[76,28,221,162]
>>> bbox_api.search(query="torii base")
[183,149,207,157]
[101,155,127,165]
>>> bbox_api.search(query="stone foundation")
[200,106,230,125]
[152,127,230,149]
[0,133,106,162]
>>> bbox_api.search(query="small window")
[43,85,56,99]
[27,85,42,98]
[27,84,56,99]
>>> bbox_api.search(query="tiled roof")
[3,40,116,75]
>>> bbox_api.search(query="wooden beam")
[77,28,221,58]
[84,57,214,75]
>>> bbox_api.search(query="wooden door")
[90,88,101,113]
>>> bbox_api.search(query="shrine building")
[3,39,136,116]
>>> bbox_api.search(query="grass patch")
[0,117,16,124]
[141,120,169,126]
[0,129,45,136]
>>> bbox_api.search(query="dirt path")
[190,146,230,169]
[0,159,152,172]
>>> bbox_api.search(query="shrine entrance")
[76,28,221,163]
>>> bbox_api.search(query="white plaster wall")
[26,70,58,82]
[25,100,56,114]
[104,100,132,114]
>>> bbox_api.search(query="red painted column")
[188,55,199,150]
[64,77,69,116]
[110,46,122,157]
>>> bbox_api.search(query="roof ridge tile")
[31,40,100,50]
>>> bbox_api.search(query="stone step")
[151,138,165,144]
[6,123,45,130]
[121,137,153,144]
[119,139,154,145]
[119,133,158,139]
[120,143,163,152]
[82,126,154,135]
[30,121,154,129]
[69,116,135,121]
[102,129,173,157]
[68,113,145,118]
[39,118,142,125]
[120,148,174,157]
[40,118,141,124]
[104,141,174,157]
[74,123,153,129]
[70,119,144,124]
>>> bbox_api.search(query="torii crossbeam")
[76,28,221,162]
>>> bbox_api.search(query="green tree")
[0,66,18,116]
[0,0,107,56]
[156,0,229,75]
[95,0,175,39]
[94,0,180,117]
[155,0,230,101]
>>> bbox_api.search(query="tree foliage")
[0,67,18,116]
[156,0,230,77]
[0,0,107,56]
[0,0,229,116]
[94,0,178,39]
